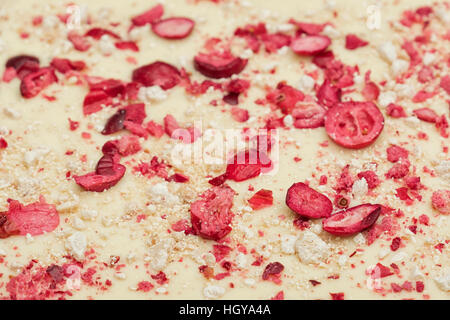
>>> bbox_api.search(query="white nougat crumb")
[295,231,330,265]
[66,232,87,261]
[352,178,368,197]
[280,235,297,254]
[378,42,397,63]
[203,285,225,299]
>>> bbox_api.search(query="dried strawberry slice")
[50,57,86,74]
[291,35,331,55]
[132,61,181,90]
[286,182,332,219]
[322,204,381,236]
[194,52,247,79]
[85,28,121,40]
[4,196,59,236]
[324,101,384,149]
[413,107,438,123]
[225,149,272,182]
[431,190,449,215]
[74,156,126,192]
[386,145,409,163]
[20,67,57,99]
[248,189,273,210]
[152,17,195,39]
[190,185,235,241]
[131,4,164,26]
[317,80,341,108]
[292,103,326,129]
[90,79,126,98]
[6,55,40,70]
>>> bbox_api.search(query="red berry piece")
[291,35,331,55]
[248,189,273,210]
[266,82,305,114]
[132,61,181,90]
[3,196,59,236]
[292,103,326,129]
[286,182,333,219]
[345,34,368,50]
[431,190,450,215]
[6,55,39,70]
[102,109,127,135]
[413,107,438,123]
[131,4,164,26]
[323,204,381,236]
[83,90,112,115]
[74,155,126,192]
[50,58,85,74]
[20,67,57,99]
[84,28,121,40]
[194,51,247,79]
[324,101,384,149]
[386,103,407,118]
[386,145,409,163]
[152,18,195,39]
[190,185,235,241]
[67,31,91,52]
[317,79,342,109]
[225,149,272,182]
[230,107,249,122]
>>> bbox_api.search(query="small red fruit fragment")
[286,182,333,219]
[225,149,272,182]
[194,51,247,79]
[230,107,249,122]
[6,55,39,70]
[386,103,407,118]
[102,109,127,135]
[386,145,409,163]
[322,204,381,236]
[362,82,380,101]
[105,135,141,157]
[334,194,350,209]
[317,80,341,109]
[85,28,121,40]
[20,67,57,99]
[385,162,409,179]
[345,34,368,50]
[390,237,401,251]
[431,190,450,215]
[262,262,284,280]
[67,31,91,51]
[131,4,164,26]
[132,61,181,90]
[83,90,112,115]
[371,263,393,279]
[325,101,384,149]
[190,185,235,241]
[0,138,7,149]
[266,82,305,114]
[50,58,85,74]
[74,155,126,192]
[248,189,273,210]
[146,120,164,138]
[4,196,59,236]
[152,18,195,39]
[114,41,139,52]
[357,170,380,189]
[167,173,189,183]
[292,103,326,129]
[413,107,438,123]
[330,293,345,300]
[290,35,331,55]
[208,174,227,186]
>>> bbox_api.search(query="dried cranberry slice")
[85,27,121,40]
[74,159,126,192]
[190,185,235,241]
[5,55,39,70]
[102,109,127,135]
[413,107,438,123]
[132,61,181,90]
[324,101,384,149]
[291,35,331,55]
[194,52,247,79]
[292,103,326,129]
[286,182,332,219]
[322,204,381,236]
[317,80,341,108]
[20,67,57,99]
[152,17,195,39]
[131,4,164,26]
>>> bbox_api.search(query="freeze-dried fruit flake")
[248,189,273,210]
[431,190,449,215]
[323,204,381,236]
[152,18,195,39]
[286,182,332,219]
